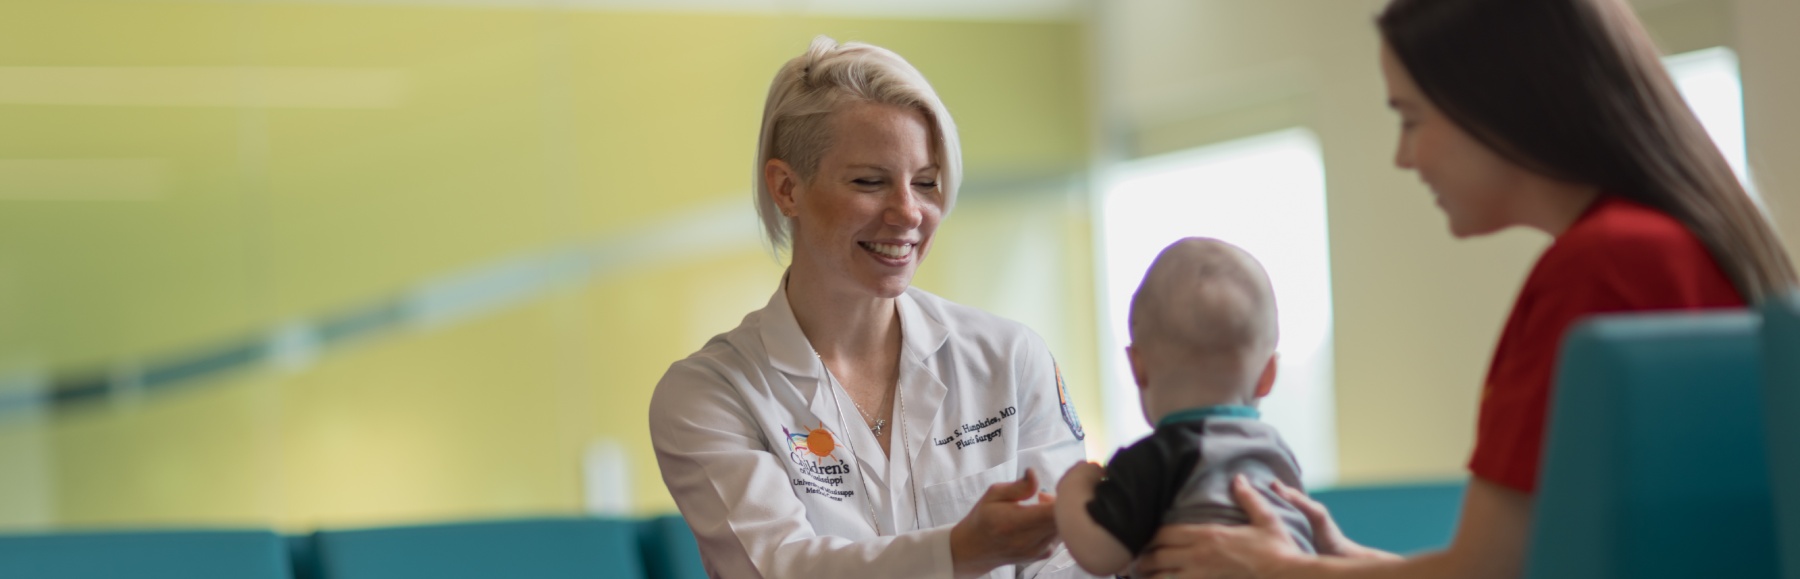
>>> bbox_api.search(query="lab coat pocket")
[921,457,1018,527]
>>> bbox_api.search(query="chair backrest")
[1763,292,1800,579]
[1309,481,1464,555]
[311,518,643,579]
[288,532,320,579]
[637,514,708,579]
[1526,311,1778,578]
[0,529,292,579]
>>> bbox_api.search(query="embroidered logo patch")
[1055,361,1085,441]
[781,423,855,502]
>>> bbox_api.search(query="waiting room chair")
[311,517,643,579]
[638,514,708,579]
[0,529,291,579]
[1762,292,1800,579]
[1311,481,1464,555]
[1526,311,1778,578]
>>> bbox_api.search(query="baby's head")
[1127,238,1279,424]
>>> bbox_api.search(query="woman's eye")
[913,181,938,189]
[853,178,883,187]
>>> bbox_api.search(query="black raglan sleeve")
[1083,424,1203,556]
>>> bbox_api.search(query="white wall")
[1737,0,1800,257]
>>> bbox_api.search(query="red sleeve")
[1466,265,1610,494]
[1466,202,1743,493]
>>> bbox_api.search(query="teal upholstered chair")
[0,529,291,579]
[638,514,707,579]
[1526,311,1778,578]
[1762,292,1800,579]
[1311,481,1464,555]
[288,533,320,579]
[312,518,642,579]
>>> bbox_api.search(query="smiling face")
[1381,44,1532,238]
[769,101,944,300]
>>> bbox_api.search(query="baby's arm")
[1053,462,1132,575]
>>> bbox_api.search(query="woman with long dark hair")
[1133,0,1796,577]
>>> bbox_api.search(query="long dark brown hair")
[1379,0,1796,303]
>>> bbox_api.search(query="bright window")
[1097,128,1336,486]
[1665,46,1755,197]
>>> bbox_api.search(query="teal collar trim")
[1156,405,1260,428]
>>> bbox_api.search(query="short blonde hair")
[753,36,963,252]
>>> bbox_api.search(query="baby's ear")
[1126,345,1149,389]
[1253,352,1280,398]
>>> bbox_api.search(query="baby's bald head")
[1128,238,1278,401]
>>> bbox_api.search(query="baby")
[1055,237,1317,576]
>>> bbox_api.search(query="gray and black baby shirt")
[1085,405,1318,558]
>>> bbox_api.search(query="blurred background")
[0,0,1794,534]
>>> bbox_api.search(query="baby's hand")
[1055,461,1105,495]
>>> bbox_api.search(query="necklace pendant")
[871,419,886,437]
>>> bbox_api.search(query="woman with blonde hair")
[650,36,1091,578]
[1137,0,1795,577]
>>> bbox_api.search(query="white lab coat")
[649,281,1093,578]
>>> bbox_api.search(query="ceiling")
[269,0,1086,20]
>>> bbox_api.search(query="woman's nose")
[1394,136,1416,170]
[885,187,924,229]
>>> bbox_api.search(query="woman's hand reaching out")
[950,469,1061,578]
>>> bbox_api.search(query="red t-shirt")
[1468,195,1745,493]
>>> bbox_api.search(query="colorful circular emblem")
[804,426,835,457]
[784,424,841,462]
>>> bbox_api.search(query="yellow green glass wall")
[0,1,1094,531]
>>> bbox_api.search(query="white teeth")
[860,242,913,260]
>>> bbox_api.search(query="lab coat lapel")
[757,282,851,447]
[758,280,891,488]
[895,291,950,480]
